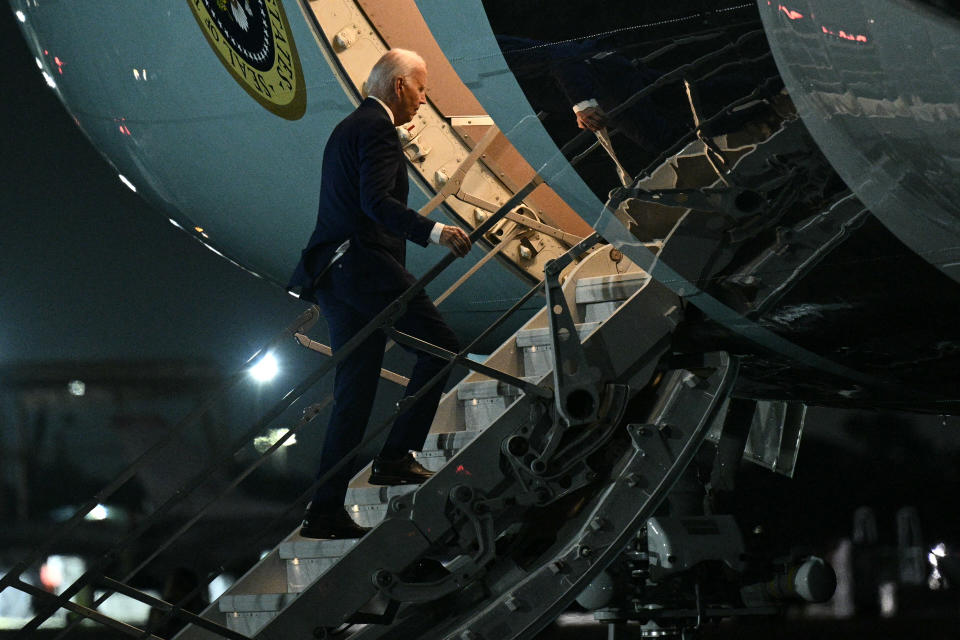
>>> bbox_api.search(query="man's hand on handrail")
[575,104,608,132]
[439,224,472,257]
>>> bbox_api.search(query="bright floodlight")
[86,504,108,521]
[250,352,279,382]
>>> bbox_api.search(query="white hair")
[365,49,426,100]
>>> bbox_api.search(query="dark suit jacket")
[288,98,435,300]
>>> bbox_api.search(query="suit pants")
[309,279,459,513]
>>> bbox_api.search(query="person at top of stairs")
[287,49,472,539]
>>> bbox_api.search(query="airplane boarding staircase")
[170,98,838,640]
[2,83,848,640]
[174,247,728,640]
[193,242,691,639]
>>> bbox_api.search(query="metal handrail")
[291,226,525,388]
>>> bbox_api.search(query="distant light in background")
[41,70,56,89]
[927,542,950,589]
[15,10,26,22]
[40,555,85,593]
[769,1,870,43]
[93,590,156,625]
[253,428,297,453]
[168,218,184,230]
[208,574,235,601]
[0,568,33,625]
[878,581,897,617]
[778,3,803,20]
[133,68,140,80]
[85,504,109,521]
[118,174,137,192]
[195,225,209,238]
[67,379,86,396]
[249,352,279,382]
[39,558,63,591]
[929,565,945,590]
[34,56,42,69]
[554,612,596,627]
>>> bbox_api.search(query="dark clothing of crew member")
[496,35,777,150]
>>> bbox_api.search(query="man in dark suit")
[288,49,472,539]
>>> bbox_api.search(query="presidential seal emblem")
[188,0,307,120]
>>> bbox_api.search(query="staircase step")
[278,539,358,592]
[421,430,478,450]
[219,593,297,636]
[458,378,527,431]
[345,482,417,509]
[348,503,390,529]
[342,429,483,528]
[413,438,476,472]
[343,479,417,528]
[462,395,517,432]
[515,323,600,378]
[457,378,524,400]
[574,272,648,304]
[583,300,621,324]
[515,322,600,348]
[414,430,478,469]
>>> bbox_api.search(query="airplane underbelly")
[10,0,544,343]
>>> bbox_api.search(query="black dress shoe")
[369,452,434,486]
[300,508,370,539]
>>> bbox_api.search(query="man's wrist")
[429,222,444,244]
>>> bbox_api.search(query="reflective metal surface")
[759,0,960,282]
